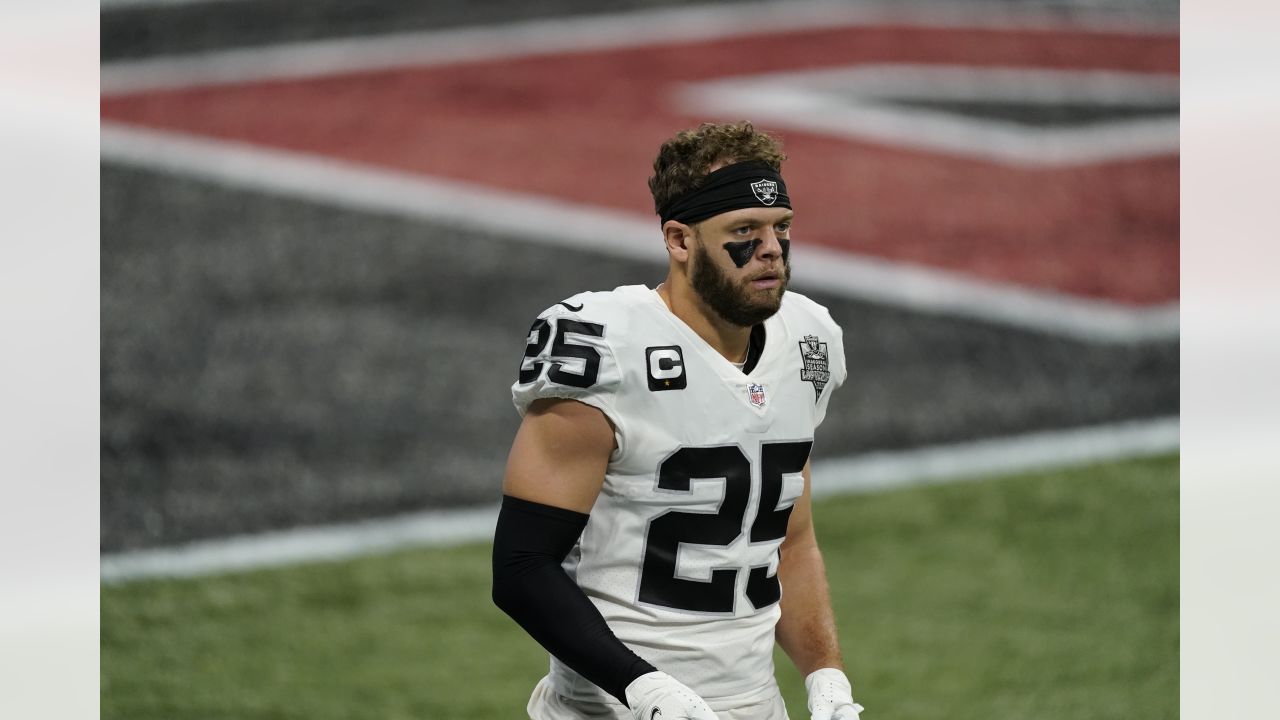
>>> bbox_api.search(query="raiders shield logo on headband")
[750,179,778,205]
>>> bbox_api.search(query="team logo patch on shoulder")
[646,345,686,391]
[798,334,831,402]
[750,178,779,205]
[747,382,767,408]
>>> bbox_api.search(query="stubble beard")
[689,241,790,328]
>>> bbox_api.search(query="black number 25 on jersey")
[640,441,813,614]
[519,317,605,388]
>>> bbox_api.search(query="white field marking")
[101,0,254,9]
[810,415,1179,498]
[678,65,1180,167]
[101,123,1179,342]
[100,1,1178,94]
[99,505,502,584]
[99,416,1180,584]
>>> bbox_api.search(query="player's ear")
[662,221,693,262]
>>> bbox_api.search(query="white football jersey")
[511,284,846,708]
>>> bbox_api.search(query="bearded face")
[689,238,790,327]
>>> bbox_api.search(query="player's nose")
[755,227,783,261]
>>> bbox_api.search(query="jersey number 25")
[639,441,812,614]
[519,317,604,388]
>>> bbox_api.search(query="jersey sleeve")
[510,298,624,428]
[813,304,847,429]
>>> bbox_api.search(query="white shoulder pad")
[783,292,848,423]
[510,291,624,422]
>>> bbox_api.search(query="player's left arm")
[777,460,864,720]
[776,460,843,673]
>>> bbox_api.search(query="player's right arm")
[502,396,613,513]
[494,397,657,700]
[493,369,717,718]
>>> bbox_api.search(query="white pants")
[526,675,790,720]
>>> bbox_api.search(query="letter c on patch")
[645,345,686,391]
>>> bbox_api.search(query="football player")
[493,121,864,720]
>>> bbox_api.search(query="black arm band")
[491,494,656,705]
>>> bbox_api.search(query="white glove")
[805,668,864,720]
[625,671,718,720]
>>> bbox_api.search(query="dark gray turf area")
[101,163,1177,551]
[101,0,743,60]
[878,99,1179,127]
[100,0,1180,61]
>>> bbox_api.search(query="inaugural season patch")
[798,334,830,402]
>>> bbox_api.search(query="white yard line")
[100,505,502,584]
[679,65,1180,167]
[100,416,1179,584]
[100,1,1177,94]
[100,123,1179,342]
[810,415,1179,497]
[101,0,256,9]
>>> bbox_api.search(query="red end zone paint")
[102,25,1179,305]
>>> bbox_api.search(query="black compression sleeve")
[491,494,656,705]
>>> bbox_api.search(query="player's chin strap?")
[805,668,865,720]
[624,671,718,720]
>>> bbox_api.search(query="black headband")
[658,160,792,225]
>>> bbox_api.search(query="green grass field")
[102,454,1178,719]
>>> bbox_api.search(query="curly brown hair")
[647,121,787,218]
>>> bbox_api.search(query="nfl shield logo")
[747,382,767,408]
[750,179,778,205]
